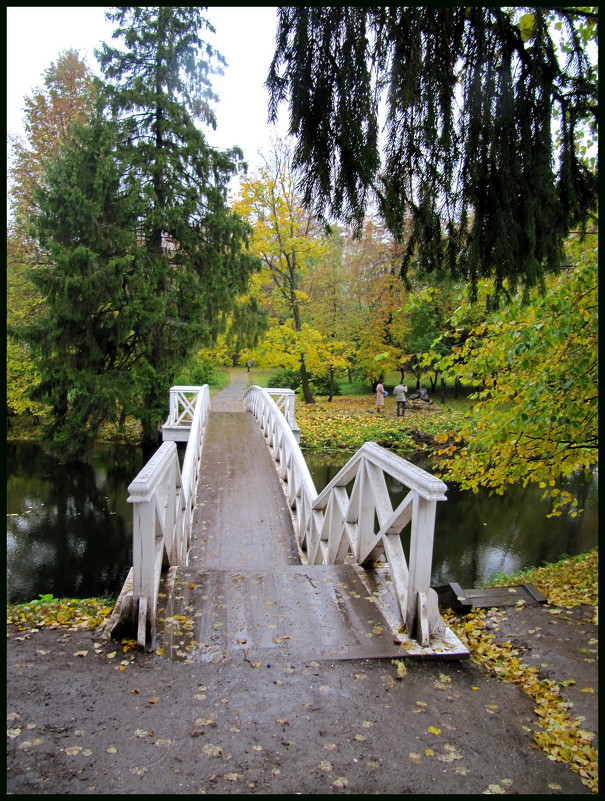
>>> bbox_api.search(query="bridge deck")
[155,372,425,662]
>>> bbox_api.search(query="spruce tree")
[96,7,258,442]
[267,7,598,299]
[22,110,149,459]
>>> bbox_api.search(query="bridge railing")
[162,385,205,441]
[264,388,300,440]
[125,385,209,648]
[244,385,448,646]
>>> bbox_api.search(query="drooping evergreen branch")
[267,6,598,300]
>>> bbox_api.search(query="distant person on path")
[246,360,253,373]
[393,381,408,417]
[375,379,386,414]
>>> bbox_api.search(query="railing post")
[406,495,437,636]
[131,494,156,646]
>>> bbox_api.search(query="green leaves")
[519,13,536,42]
[429,233,597,515]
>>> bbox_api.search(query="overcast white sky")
[6,6,288,176]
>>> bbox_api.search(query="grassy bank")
[294,394,469,455]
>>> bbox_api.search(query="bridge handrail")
[166,385,203,427]
[244,385,448,645]
[126,385,209,648]
[264,388,297,430]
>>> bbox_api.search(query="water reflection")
[303,451,598,588]
[6,442,149,604]
[6,442,598,602]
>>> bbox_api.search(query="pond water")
[6,442,598,603]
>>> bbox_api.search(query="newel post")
[130,493,156,633]
[406,494,445,644]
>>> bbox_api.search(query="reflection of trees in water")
[303,452,598,588]
[7,443,146,603]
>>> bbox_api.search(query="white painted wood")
[128,385,209,648]
[417,591,430,646]
[244,386,449,645]
[406,495,438,635]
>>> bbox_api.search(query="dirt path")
[7,602,597,794]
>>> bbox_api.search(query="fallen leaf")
[201,743,222,757]
[427,726,441,735]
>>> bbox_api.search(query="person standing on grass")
[393,381,408,417]
[375,379,386,414]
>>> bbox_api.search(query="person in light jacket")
[375,379,386,413]
[393,381,408,417]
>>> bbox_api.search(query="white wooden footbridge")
[110,375,468,661]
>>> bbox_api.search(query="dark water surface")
[7,442,148,604]
[6,442,598,603]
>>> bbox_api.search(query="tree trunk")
[299,355,315,404]
[440,377,446,403]
[328,367,335,402]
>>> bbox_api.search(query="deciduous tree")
[234,140,328,402]
[431,232,598,515]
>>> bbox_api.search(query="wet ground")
[6,601,597,794]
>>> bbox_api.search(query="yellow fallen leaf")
[427,726,441,735]
[424,748,435,756]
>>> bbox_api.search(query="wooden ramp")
[157,565,408,662]
[434,581,547,612]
